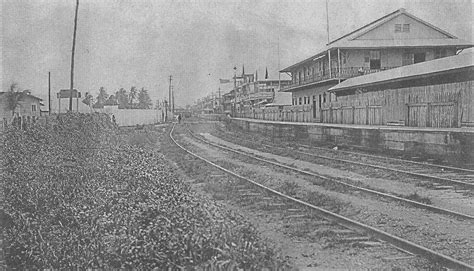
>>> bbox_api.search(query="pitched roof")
[328,52,474,92]
[0,91,43,101]
[281,8,473,72]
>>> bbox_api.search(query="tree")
[7,83,23,116]
[96,87,108,105]
[82,92,94,106]
[115,88,128,109]
[137,87,153,109]
[104,95,118,105]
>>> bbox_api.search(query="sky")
[2,0,473,110]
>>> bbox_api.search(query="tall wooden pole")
[48,72,51,115]
[326,0,330,44]
[168,75,172,117]
[69,0,79,111]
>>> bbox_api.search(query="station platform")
[233,117,474,133]
[230,118,474,164]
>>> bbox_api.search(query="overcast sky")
[2,0,473,109]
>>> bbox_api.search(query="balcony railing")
[282,66,398,91]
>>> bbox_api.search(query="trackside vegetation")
[1,113,287,269]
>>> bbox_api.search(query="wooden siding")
[236,80,474,128]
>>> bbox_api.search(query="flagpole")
[326,0,330,44]
[278,21,281,91]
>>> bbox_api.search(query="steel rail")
[212,125,474,188]
[170,124,473,270]
[213,121,474,175]
[294,142,474,175]
[185,125,474,220]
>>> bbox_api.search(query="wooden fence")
[236,80,474,128]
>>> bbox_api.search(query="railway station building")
[279,8,473,123]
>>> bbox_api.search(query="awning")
[329,52,474,93]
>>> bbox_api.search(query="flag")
[219,79,231,84]
[265,67,269,79]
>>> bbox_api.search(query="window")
[395,23,409,32]
[413,52,425,64]
[435,48,447,59]
[402,24,410,32]
[395,24,402,32]
[402,51,413,66]
[369,50,381,70]
[342,51,347,64]
[299,97,302,105]
[31,104,37,112]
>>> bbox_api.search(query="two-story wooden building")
[280,8,473,122]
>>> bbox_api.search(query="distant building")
[0,90,43,122]
[280,8,473,121]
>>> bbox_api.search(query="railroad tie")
[382,255,416,261]
[240,192,261,197]
[338,236,372,242]
[432,185,454,190]
[285,214,307,219]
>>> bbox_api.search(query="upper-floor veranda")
[280,46,458,92]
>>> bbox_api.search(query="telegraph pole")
[326,0,330,44]
[168,75,172,117]
[218,87,221,113]
[69,0,79,111]
[171,86,175,113]
[48,72,51,115]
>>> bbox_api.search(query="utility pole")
[69,0,79,111]
[168,75,172,117]
[164,98,168,121]
[171,86,175,113]
[218,87,221,113]
[326,0,330,44]
[48,72,51,115]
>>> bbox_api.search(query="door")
[313,96,317,119]
[369,50,381,70]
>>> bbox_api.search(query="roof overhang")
[282,78,340,92]
[329,53,474,93]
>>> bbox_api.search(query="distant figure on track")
[178,114,182,124]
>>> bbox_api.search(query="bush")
[2,113,285,269]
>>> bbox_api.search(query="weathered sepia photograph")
[1,0,473,269]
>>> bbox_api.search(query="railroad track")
[170,124,473,270]
[185,124,473,220]
[211,123,474,190]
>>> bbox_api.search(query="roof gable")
[329,9,457,46]
[353,14,453,41]
[281,8,472,72]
